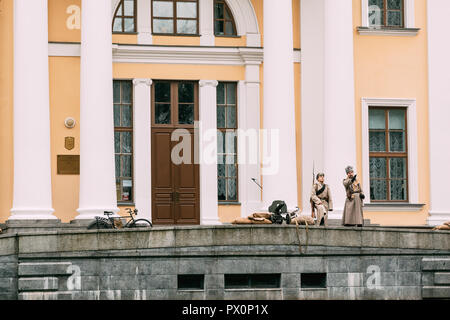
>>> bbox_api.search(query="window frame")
[214,0,238,37]
[151,0,200,36]
[112,0,138,34]
[368,107,409,202]
[368,0,405,28]
[217,82,239,203]
[114,80,135,205]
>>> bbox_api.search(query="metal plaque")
[57,155,80,175]
[65,136,75,150]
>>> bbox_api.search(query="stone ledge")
[19,262,72,276]
[18,277,59,292]
[422,286,450,299]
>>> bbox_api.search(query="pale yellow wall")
[353,0,430,225]
[0,0,14,223]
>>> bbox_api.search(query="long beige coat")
[342,178,365,226]
[310,182,333,226]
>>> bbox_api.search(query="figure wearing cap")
[342,166,365,227]
[310,173,333,226]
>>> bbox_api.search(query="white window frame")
[360,0,418,36]
[361,98,419,209]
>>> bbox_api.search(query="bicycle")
[87,208,152,230]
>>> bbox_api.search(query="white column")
[323,0,356,219]
[301,0,356,219]
[133,79,153,222]
[199,80,220,224]
[137,0,152,44]
[199,0,214,46]
[238,63,262,217]
[427,0,450,225]
[9,0,56,220]
[76,0,119,219]
[262,0,298,209]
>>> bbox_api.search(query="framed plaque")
[57,155,80,175]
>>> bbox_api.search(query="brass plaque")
[57,155,80,175]
[65,136,75,150]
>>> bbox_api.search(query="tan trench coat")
[310,182,333,226]
[342,178,365,226]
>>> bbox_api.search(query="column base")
[427,211,450,226]
[75,207,120,220]
[201,217,222,225]
[9,208,57,220]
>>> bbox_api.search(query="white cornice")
[49,42,302,65]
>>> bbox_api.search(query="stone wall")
[0,225,449,300]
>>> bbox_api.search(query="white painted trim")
[137,0,153,44]
[199,0,214,46]
[112,0,121,19]
[226,0,261,47]
[361,0,415,29]
[361,98,419,207]
[133,79,153,222]
[357,27,419,36]
[363,204,424,212]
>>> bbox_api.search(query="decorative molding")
[361,98,419,207]
[364,203,425,212]
[226,0,261,47]
[133,78,153,86]
[357,27,420,36]
[199,80,219,87]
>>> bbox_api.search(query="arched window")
[214,0,237,36]
[152,0,199,35]
[113,0,137,33]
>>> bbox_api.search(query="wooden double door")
[151,81,200,225]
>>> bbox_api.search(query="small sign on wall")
[57,155,80,175]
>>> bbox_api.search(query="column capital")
[133,78,153,87]
[199,80,219,88]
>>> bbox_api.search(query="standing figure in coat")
[310,173,333,226]
[342,166,365,227]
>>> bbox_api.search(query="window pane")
[153,1,174,17]
[389,132,405,152]
[114,132,120,153]
[113,81,121,102]
[179,104,194,124]
[122,182,132,201]
[369,109,385,129]
[215,20,224,35]
[115,155,120,178]
[226,83,236,104]
[369,131,386,152]
[218,178,226,200]
[369,0,384,8]
[177,2,197,18]
[178,83,194,103]
[153,18,174,33]
[225,155,235,165]
[217,106,225,128]
[225,22,234,35]
[215,3,224,19]
[124,18,135,32]
[217,131,225,153]
[370,157,386,178]
[217,154,224,164]
[370,180,387,200]
[155,82,171,102]
[217,82,225,104]
[388,109,405,129]
[387,11,402,26]
[113,18,123,32]
[155,104,171,124]
[387,0,401,10]
[226,106,236,128]
[177,19,197,34]
[225,131,236,153]
[218,163,225,177]
[227,179,237,200]
[124,0,134,15]
[389,158,406,179]
[122,105,132,127]
[368,0,384,26]
[122,81,132,103]
[122,155,132,177]
[121,132,132,153]
[114,104,120,127]
[390,180,407,200]
[227,164,236,178]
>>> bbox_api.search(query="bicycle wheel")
[128,219,152,228]
[87,219,112,230]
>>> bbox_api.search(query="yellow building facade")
[0,0,448,226]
